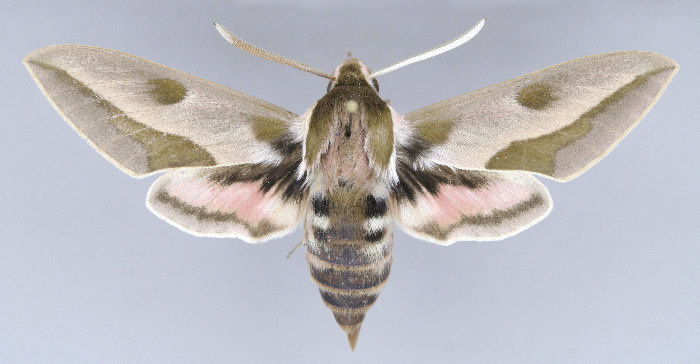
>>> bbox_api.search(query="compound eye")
[372,78,379,92]
[327,80,333,92]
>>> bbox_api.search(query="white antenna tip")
[369,18,487,78]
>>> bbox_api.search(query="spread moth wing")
[392,162,551,244]
[24,45,299,177]
[404,51,678,181]
[146,148,307,242]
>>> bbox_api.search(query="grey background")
[2,0,699,362]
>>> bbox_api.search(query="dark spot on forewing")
[147,78,187,105]
[516,82,558,110]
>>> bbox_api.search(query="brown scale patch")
[364,95,394,169]
[516,82,558,110]
[251,115,288,142]
[305,98,334,167]
[485,116,592,176]
[110,115,216,171]
[415,119,455,145]
[147,78,187,105]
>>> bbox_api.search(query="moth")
[24,19,677,350]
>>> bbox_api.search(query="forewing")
[25,45,299,177]
[404,51,678,181]
[392,162,551,244]
[146,147,307,242]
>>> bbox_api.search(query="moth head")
[327,58,380,93]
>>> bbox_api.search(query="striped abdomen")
[304,191,393,350]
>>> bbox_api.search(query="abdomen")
[304,190,393,348]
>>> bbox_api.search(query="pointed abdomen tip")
[345,325,361,351]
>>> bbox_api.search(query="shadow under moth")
[24,19,677,349]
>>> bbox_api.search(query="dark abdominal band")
[305,193,393,332]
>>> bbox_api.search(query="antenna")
[370,18,486,78]
[214,22,336,80]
